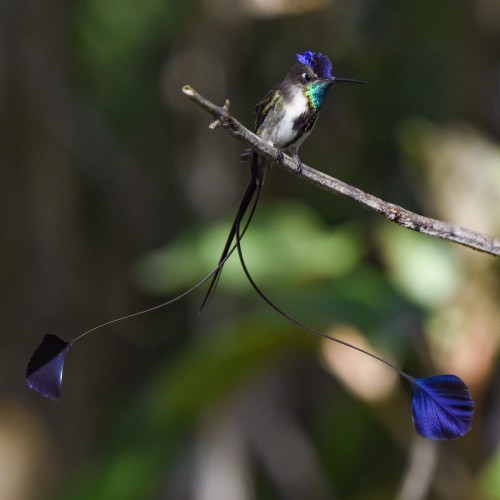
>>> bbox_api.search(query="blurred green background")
[3,0,500,498]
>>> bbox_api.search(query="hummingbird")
[200,50,364,309]
[24,53,474,442]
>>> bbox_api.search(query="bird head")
[294,50,363,86]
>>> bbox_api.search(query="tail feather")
[199,153,262,311]
[232,212,474,441]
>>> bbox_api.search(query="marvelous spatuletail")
[200,50,364,309]
[26,51,473,440]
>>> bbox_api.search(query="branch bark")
[182,85,500,257]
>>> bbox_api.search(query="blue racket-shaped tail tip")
[26,334,70,400]
[411,374,473,440]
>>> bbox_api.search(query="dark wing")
[254,88,280,133]
[238,88,280,162]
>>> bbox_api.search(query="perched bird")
[200,50,363,309]
[24,52,474,443]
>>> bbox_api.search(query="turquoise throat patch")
[306,81,332,110]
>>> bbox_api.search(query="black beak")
[333,77,365,84]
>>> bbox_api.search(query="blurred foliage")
[3,0,500,499]
[135,203,363,293]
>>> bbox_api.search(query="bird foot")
[292,154,303,175]
[275,147,285,163]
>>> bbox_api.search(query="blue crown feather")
[296,51,333,79]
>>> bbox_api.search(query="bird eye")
[302,73,312,82]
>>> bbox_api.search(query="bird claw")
[275,147,285,163]
[293,154,303,174]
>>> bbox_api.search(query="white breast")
[260,89,308,150]
[285,89,308,119]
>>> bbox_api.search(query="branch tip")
[182,85,194,96]
[209,119,220,130]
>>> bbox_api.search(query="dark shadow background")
[2,0,500,498]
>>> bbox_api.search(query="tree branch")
[182,85,500,257]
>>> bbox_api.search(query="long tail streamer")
[25,168,473,439]
[25,180,263,400]
[232,211,473,440]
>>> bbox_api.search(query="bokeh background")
[3,0,500,498]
